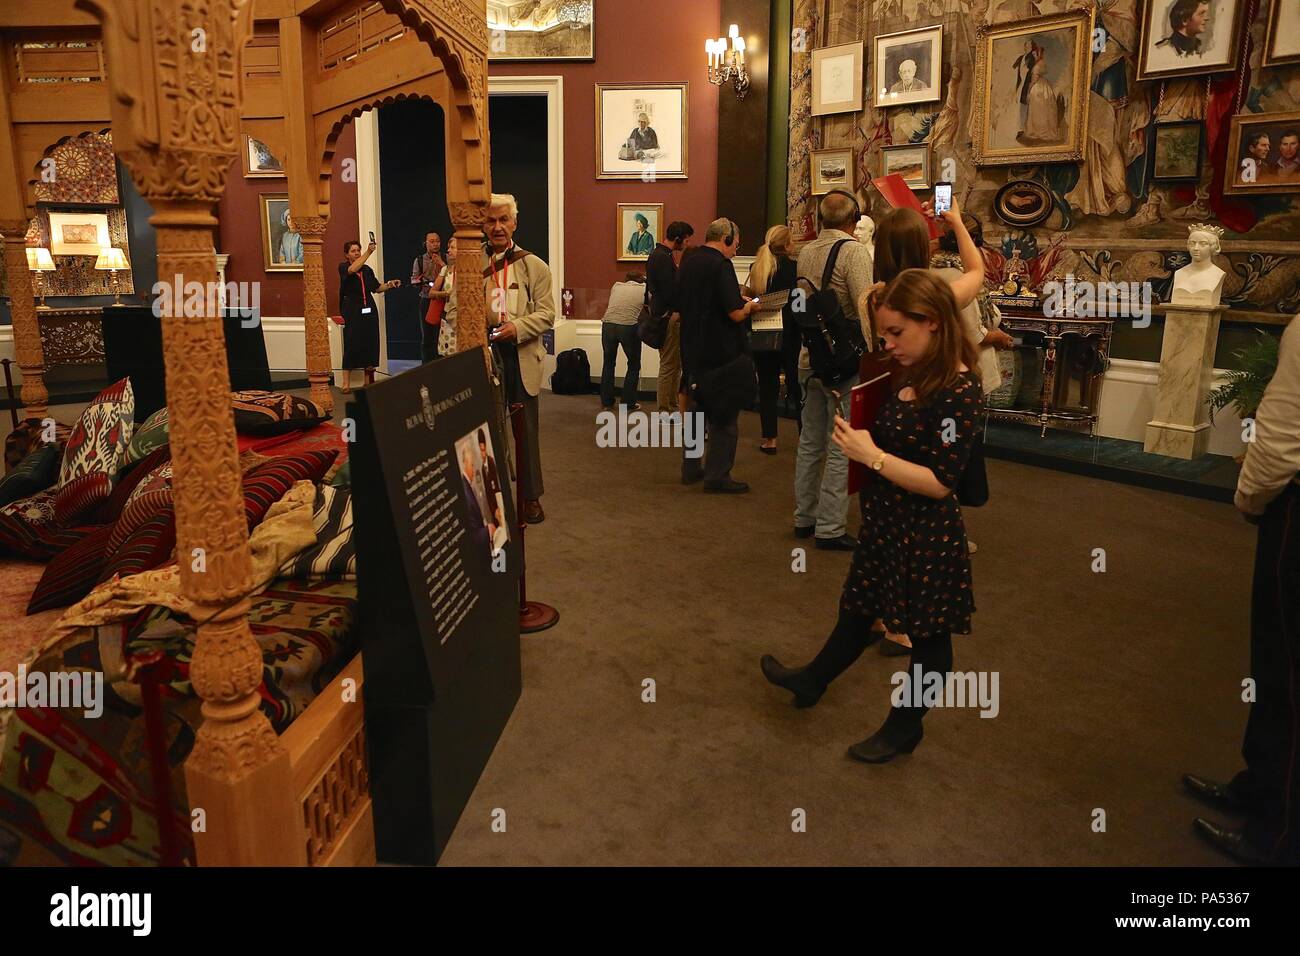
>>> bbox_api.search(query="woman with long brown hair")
[761,268,982,763]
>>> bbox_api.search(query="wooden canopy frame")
[0,0,494,865]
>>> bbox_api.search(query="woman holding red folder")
[761,268,982,763]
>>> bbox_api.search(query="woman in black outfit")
[761,269,982,763]
[747,225,802,453]
[339,238,401,393]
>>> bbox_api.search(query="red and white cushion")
[58,378,135,488]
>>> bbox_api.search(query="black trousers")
[754,340,802,439]
[419,308,440,364]
[1235,484,1300,862]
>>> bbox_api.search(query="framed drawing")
[616,203,664,262]
[47,211,110,256]
[1224,110,1300,195]
[1264,0,1300,67]
[971,7,1094,166]
[1137,0,1247,80]
[880,143,931,190]
[485,0,594,61]
[259,194,304,272]
[872,25,942,109]
[243,135,284,178]
[809,147,854,195]
[811,42,863,116]
[1152,121,1204,181]
[596,83,687,180]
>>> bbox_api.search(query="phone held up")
[933,182,953,216]
[368,230,376,245]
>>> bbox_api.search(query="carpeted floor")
[436,390,1254,866]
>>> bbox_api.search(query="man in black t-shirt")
[648,220,694,412]
[677,217,759,492]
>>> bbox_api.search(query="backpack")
[794,239,867,387]
[551,348,592,394]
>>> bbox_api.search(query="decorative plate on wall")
[993,180,1052,228]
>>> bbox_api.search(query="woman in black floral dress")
[762,269,983,763]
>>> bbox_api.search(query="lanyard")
[357,269,368,308]
[489,253,510,323]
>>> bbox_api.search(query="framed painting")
[880,143,931,190]
[811,42,863,116]
[616,203,664,262]
[486,0,594,62]
[1137,0,1247,81]
[809,147,854,195]
[872,25,942,110]
[993,180,1053,228]
[971,7,1094,166]
[47,211,110,256]
[1224,110,1300,195]
[1152,121,1204,181]
[259,194,304,272]
[596,83,687,180]
[1264,0,1300,67]
[243,135,284,178]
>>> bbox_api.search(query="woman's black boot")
[761,609,876,708]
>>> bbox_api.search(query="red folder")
[870,173,940,239]
[846,353,895,495]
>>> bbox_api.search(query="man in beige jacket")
[482,193,556,524]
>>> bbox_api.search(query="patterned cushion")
[242,451,338,529]
[279,485,355,580]
[53,472,113,524]
[108,489,174,553]
[231,390,328,436]
[98,508,176,583]
[91,445,171,525]
[121,407,169,467]
[26,524,115,614]
[5,418,71,474]
[0,491,97,561]
[59,378,134,487]
[0,445,60,506]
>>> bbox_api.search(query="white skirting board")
[0,321,1250,457]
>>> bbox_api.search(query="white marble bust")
[1171,223,1226,308]
[854,215,875,259]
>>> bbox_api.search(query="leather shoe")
[1183,773,1254,815]
[847,727,923,763]
[524,499,545,524]
[794,525,815,539]
[760,655,824,708]
[703,479,749,493]
[815,533,857,551]
[1192,818,1274,865]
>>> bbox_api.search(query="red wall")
[217,124,360,317]
[490,0,721,313]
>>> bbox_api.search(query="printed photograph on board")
[456,424,509,558]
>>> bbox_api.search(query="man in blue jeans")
[599,273,647,410]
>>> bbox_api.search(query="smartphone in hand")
[368,230,376,245]
[933,182,953,216]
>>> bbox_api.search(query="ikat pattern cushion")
[58,378,134,487]
[121,407,169,467]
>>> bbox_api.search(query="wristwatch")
[871,451,888,472]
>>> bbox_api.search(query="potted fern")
[1208,331,1281,456]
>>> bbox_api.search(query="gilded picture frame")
[243,135,285,178]
[971,6,1094,167]
[809,147,854,195]
[880,143,931,191]
[1263,0,1300,67]
[259,194,304,272]
[810,42,863,117]
[596,83,688,181]
[1137,0,1247,81]
[1223,110,1300,195]
[616,203,664,263]
[871,25,943,110]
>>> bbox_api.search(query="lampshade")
[25,247,54,271]
[733,36,746,52]
[728,23,739,38]
[705,38,715,55]
[94,247,129,271]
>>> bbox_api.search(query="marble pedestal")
[1144,304,1224,459]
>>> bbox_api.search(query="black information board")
[349,349,521,864]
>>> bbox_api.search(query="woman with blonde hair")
[748,224,802,452]
[761,268,982,763]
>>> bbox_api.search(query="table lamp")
[25,247,55,310]
[94,246,129,307]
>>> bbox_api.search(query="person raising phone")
[339,237,401,393]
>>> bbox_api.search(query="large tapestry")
[788,0,1300,325]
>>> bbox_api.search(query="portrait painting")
[811,42,863,116]
[872,26,942,110]
[243,135,284,178]
[47,211,110,256]
[259,194,304,272]
[485,0,594,62]
[880,144,931,190]
[1137,0,1246,81]
[809,147,854,194]
[1264,0,1300,67]
[616,203,664,262]
[1152,121,1204,181]
[596,84,687,180]
[1224,110,1300,195]
[971,8,1093,166]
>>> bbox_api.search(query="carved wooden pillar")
[296,215,333,412]
[0,221,49,420]
[450,203,487,359]
[81,0,303,865]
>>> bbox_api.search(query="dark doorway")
[488,94,549,261]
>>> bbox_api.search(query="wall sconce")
[25,247,55,310]
[707,23,750,100]
[94,247,129,307]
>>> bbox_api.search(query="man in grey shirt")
[600,273,647,410]
[794,190,875,550]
